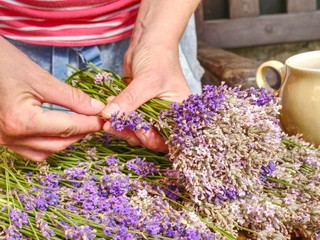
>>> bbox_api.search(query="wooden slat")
[287,0,317,13]
[198,42,259,88]
[200,11,320,48]
[229,0,259,18]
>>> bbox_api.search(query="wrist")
[130,0,200,49]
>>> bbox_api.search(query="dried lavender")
[9,207,29,229]
[0,65,318,240]
[159,84,283,204]
[65,66,319,238]
[0,140,220,239]
[35,212,56,239]
[126,156,158,176]
[66,63,172,138]
[111,111,151,132]
[177,132,319,239]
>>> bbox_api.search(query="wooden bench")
[196,0,320,88]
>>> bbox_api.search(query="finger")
[35,78,105,115]
[8,145,51,162]
[134,129,168,152]
[35,111,104,136]
[9,109,104,138]
[123,48,133,80]
[103,121,142,146]
[106,96,116,104]
[7,134,86,152]
[101,77,155,118]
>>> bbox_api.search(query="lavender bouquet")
[0,64,319,239]
[66,64,320,239]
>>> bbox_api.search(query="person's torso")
[0,0,140,46]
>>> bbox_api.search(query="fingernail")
[101,103,120,118]
[91,98,105,110]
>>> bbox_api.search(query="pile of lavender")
[67,65,320,239]
[159,85,283,204]
[0,138,217,240]
[0,65,318,239]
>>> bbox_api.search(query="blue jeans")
[7,15,203,95]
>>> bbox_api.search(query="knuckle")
[59,125,78,137]
[0,114,26,137]
[127,138,141,147]
[69,87,86,105]
[121,90,137,106]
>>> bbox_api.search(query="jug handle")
[256,60,286,94]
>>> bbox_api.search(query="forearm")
[131,0,201,47]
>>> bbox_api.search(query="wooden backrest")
[195,0,320,48]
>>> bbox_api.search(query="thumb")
[101,79,154,119]
[41,80,105,115]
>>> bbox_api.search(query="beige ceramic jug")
[256,50,320,146]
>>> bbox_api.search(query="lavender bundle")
[1,133,318,239]
[185,134,320,239]
[158,85,283,204]
[66,64,172,138]
[67,65,284,203]
[65,65,319,239]
[0,64,319,240]
[0,137,218,240]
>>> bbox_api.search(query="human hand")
[100,0,200,152]
[101,40,191,152]
[0,38,105,161]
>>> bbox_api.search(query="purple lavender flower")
[245,87,277,106]
[111,111,150,132]
[86,147,97,156]
[100,173,130,197]
[94,73,104,85]
[101,195,140,227]
[24,171,34,182]
[145,216,161,235]
[64,225,96,240]
[113,226,135,240]
[259,161,276,181]
[106,156,119,166]
[126,156,157,176]
[4,226,24,239]
[98,133,113,145]
[66,145,77,151]
[12,126,219,240]
[64,163,91,187]
[38,172,61,189]
[35,212,56,239]
[94,71,112,85]
[161,186,180,201]
[21,196,35,211]
[103,228,112,236]
[9,207,29,229]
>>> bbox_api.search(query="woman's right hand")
[0,37,105,162]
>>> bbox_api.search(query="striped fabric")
[0,0,140,46]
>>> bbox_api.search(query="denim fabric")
[6,15,204,95]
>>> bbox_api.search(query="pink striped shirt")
[0,0,140,46]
